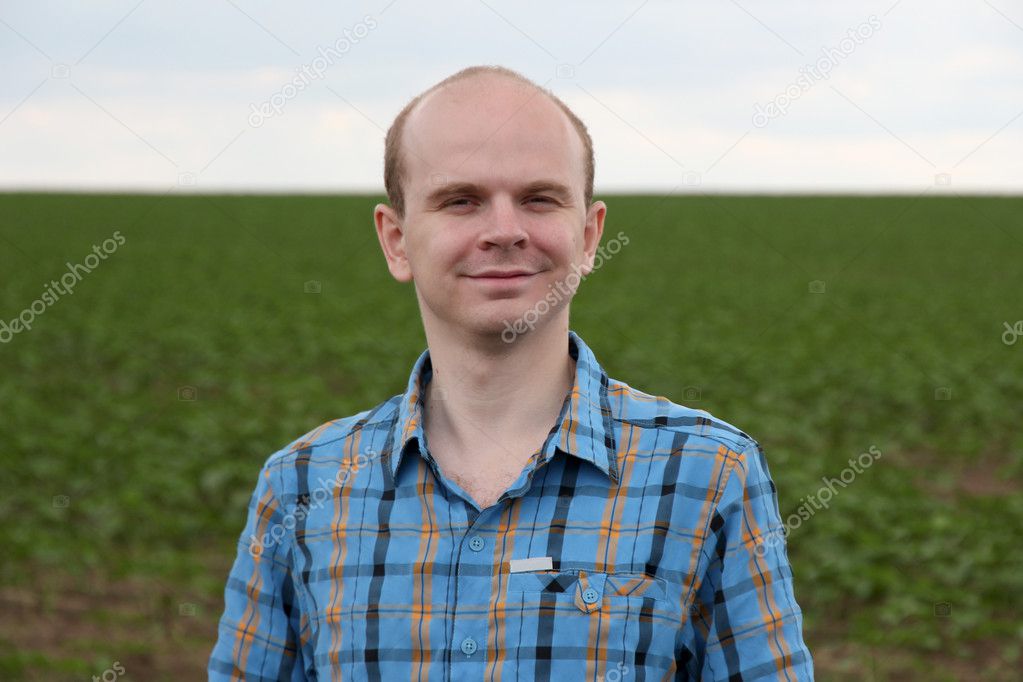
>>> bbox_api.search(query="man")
[209,65,814,680]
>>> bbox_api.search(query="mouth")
[468,273,535,283]
[467,267,538,278]
[464,270,539,288]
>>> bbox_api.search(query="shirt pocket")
[507,568,668,614]
[504,568,678,677]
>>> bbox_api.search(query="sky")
[1,0,1021,194]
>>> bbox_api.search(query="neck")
[421,316,575,460]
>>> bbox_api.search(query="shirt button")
[582,587,600,604]
[460,636,478,655]
[468,535,485,552]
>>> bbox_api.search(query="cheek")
[407,234,458,280]
[544,233,583,263]
[527,221,571,249]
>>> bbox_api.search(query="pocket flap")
[603,572,667,603]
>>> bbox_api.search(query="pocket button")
[573,570,605,613]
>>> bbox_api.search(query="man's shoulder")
[608,376,759,455]
[260,393,403,473]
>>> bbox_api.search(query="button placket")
[453,511,490,673]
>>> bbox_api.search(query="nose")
[477,195,528,250]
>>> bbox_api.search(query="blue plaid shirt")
[209,330,813,680]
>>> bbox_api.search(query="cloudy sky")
[1,0,1021,193]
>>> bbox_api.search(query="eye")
[527,196,555,204]
[443,198,474,208]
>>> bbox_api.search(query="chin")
[451,308,530,339]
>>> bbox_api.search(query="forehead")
[402,77,584,201]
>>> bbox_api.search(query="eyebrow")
[425,180,574,206]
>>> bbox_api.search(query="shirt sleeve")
[208,454,311,681]
[690,438,815,680]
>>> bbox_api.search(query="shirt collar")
[387,329,620,486]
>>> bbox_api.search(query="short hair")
[383,65,595,220]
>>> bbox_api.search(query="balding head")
[383,66,594,220]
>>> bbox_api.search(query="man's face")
[375,76,606,341]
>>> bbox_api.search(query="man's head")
[383,66,595,221]
[374,65,606,343]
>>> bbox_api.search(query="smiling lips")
[466,270,537,289]
[469,269,536,278]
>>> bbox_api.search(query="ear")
[374,203,414,283]
[579,200,607,276]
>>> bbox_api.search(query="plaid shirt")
[209,330,813,680]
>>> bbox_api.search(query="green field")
[1,192,1020,680]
